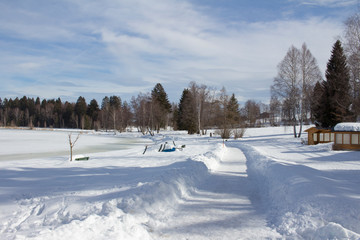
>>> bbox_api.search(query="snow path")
[152,146,281,239]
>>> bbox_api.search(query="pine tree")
[226,94,240,128]
[321,40,353,128]
[177,89,197,134]
[151,83,171,112]
[311,81,325,125]
[87,99,100,129]
[151,83,171,131]
[75,96,87,129]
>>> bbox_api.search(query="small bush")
[215,128,232,139]
[234,128,246,139]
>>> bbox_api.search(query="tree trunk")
[68,133,80,161]
[293,110,297,138]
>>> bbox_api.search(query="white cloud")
[0,0,351,103]
[17,62,43,71]
[296,0,357,7]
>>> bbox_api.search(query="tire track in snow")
[152,146,281,239]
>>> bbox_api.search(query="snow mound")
[0,159,209,239]
[309,142,333,152]
[193,143,226,171]
[312,222,359,240]
[334,122,360,132]
[239,143,360,239]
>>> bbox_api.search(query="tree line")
[0,81,270,137]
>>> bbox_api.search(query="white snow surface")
[0,127,360,239]
[334,122,360,132]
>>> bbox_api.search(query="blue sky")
[0,0,357,104]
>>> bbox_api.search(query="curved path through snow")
[153,146,281,239]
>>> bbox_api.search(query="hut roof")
[334,122,360,132]
[305,127,331,133]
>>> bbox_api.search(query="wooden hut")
[305,123,360,150]
[333,123,360,150]
[304,127,334,145]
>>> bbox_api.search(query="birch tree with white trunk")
[271,43,321,137]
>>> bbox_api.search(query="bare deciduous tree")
[299,43,323,132]
[344,13,360,119]
[242,100,260,127]
[272,45,301,137]
[218,87,231,139]
[269,96,281,126]
[68,133,81,161]
[189,82,209,134]
[109,96,121,131]
[271,43,321,137]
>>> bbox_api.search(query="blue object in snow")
[162,147,176,152]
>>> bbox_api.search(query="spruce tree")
[321,40,353,128]
[177,89,197,134]
[88,99,100,129]
[151,83,171,112]
[226,94,240,128]
[311,81,325,125]
[151,83,171,131]
[75,96,87,129]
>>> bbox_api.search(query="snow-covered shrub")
[233,128,246,139]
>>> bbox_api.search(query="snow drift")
[238,142,360,239]
[0,129,210,240]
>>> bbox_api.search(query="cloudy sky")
[0,0,357,104]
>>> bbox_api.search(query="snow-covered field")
[0,127,359,239]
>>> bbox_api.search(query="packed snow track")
[152,146,281,239]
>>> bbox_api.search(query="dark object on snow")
[143,142,186,154]
[143,145,148,154]
[74,156,89,161]
[162,147,176,152]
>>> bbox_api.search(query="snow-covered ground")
[0,127,359,239]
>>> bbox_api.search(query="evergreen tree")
[311,81,325,124]
[75,96,87,129]
[226,94,240,128]
[87,99,100,129]
[151,83,171,131]
[320,40,353,128]
[101,96,110,130]
[63,101,75,128]
[151,83,172,112]
[34,97,41,127]
[54,98,63,128]
[109,96,121,130]
[177,89,197,134]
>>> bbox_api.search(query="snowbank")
[238,143,360,239]
[0,159,209,240]
[0,129,212,239]
[194,143,226,171]
[334,122,360,132]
